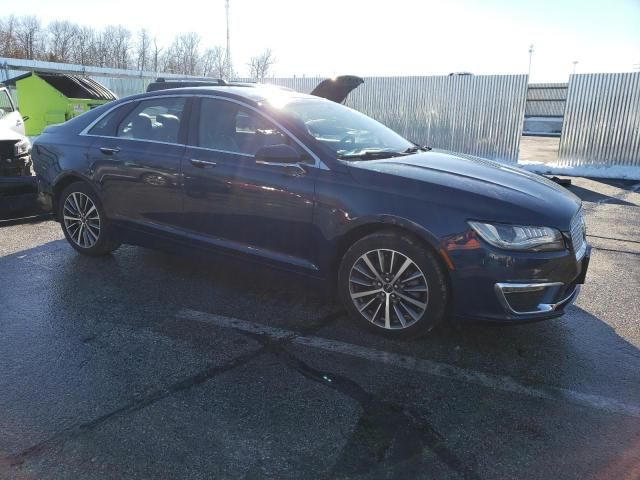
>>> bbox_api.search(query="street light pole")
[572,60,578,75]
[528,44,534,78]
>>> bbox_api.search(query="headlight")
[14,138,31,156]
[468,221,565,252]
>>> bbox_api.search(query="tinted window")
[0,90,14,116]
[198,98,292,156]
[117,97,186,143]
[88,103,132,136]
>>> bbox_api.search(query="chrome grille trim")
[570,210,586,260]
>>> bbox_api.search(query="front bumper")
[0,153,32,176]
[446,231,590,323]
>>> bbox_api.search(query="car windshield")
[276,98,414,159]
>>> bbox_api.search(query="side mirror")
[255,144,301,165]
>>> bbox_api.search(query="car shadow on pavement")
[565,183,636,206]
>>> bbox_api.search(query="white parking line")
[178,309,640,419]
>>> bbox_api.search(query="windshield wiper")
[337,149,402,160]
[338,143,432,160]
[403,143,432,154]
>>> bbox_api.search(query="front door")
[181,97,317,270]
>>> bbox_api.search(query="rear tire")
[58,181,120,256]
[338,231,449,339]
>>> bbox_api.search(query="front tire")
[338,231,449,339]
[58,181,120,256]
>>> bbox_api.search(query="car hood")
[0,126,26,142]
[347,149,581,226]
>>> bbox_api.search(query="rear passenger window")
[198,98,292,156]
[117,97,186,143]
[88,103,131,136]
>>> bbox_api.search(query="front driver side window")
[198,98,295,156]
[117,97,186,144]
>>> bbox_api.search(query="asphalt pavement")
[1,177,639,479]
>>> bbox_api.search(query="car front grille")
[570,210,587,260]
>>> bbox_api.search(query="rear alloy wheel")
[339,231,448,338]
[58,182,120,256]
[63,192,101,249]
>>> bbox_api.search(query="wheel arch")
[332,216,453,282]
[51,172,94,219]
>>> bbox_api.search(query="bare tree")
[160,41,180,74]
[151,36,163,73]
[201,46,227,78]
[89,31,107,67]
[0,15,19,57]
[248,49,276,81]
[0,14,260,79]
[14,15,44,60]
[177,32,201,75]
[135,28,151,72]
[102,25,131,69]
[72,26,96,66]
[47,20,78,62]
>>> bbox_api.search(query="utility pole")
[528,44,534,77]
[225,0,232,80]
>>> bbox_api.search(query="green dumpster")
[4,72,117,136]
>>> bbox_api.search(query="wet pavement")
[1,177,639,479]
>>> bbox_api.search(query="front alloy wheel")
[349,249,429,330]
[339,231,448,338]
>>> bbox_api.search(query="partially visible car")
[0,85,32,176]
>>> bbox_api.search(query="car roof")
[141,84,320,105]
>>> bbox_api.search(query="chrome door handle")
[190,158,217,168]
[99,146,120,155]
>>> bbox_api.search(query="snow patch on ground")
[519,161,640,181]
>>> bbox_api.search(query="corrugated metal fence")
[525,83,567,117]
[88,76,154,98]
[559,73,640,167]
[264,75,528,163]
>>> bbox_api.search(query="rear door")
[86,96,189,229]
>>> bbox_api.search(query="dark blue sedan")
[32,84,589,338]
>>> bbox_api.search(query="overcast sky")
[6,0,640,81]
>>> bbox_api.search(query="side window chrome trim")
[80,93,328,170]
[80,134,186,148]
[188,145,255,158]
